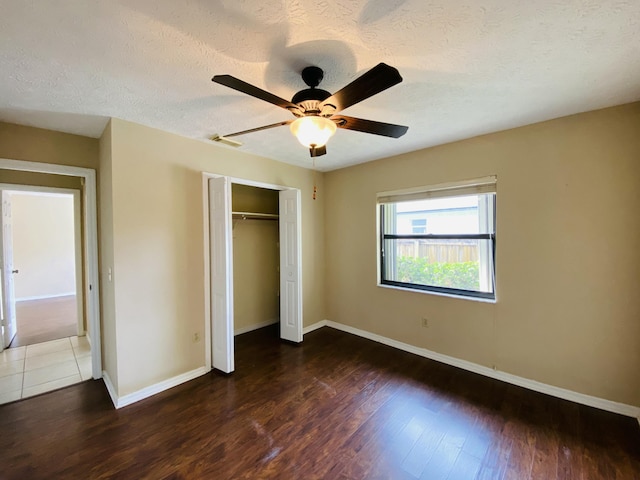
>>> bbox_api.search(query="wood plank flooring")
[0,325,638,479]
[10,295,77,347]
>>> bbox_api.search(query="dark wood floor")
[10,295,77,347]
[0,325,638,479]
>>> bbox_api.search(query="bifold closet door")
[208,177,234,373]
[279,189,302,343]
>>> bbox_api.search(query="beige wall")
[232,183,279,214]
[0,122,98,169]
[98,121,118,388]
[232,185,279,332]
[324,102,640,408]
[232,220,279,332]
[11,192,76,300]
[4,105,637,410]
[0,170,82,190]
[104,118,325,396]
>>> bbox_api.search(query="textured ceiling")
[1,0,639,171]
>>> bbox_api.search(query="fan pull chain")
[313,157,317,200]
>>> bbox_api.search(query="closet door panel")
[209,177,234,373]
[279,189,302,343]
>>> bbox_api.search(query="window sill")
[377,283,497,304]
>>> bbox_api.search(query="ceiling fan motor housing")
[292,88,332,115]
[291,66,335,116]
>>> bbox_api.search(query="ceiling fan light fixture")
[290,116,337,148]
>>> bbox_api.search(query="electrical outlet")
[421,317,429,328]
[193,332,200,343]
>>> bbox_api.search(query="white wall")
[11,192,76,300]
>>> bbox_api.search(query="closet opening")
[231,184,280,337]
[204,175,302,374]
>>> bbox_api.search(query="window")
[411,219,427,234]
[378,177,496,300]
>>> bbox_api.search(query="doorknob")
[11,269,18,274]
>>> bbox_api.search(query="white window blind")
[377,176,497,204]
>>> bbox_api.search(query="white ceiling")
[1,1,639,171]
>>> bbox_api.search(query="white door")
[279,189,303,343]
[0,191,17,349]
[209,177,234,373]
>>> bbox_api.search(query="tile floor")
[0,336,91,405]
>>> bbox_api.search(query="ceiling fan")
[211,63,409,157]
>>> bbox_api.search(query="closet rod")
[232,211,279,221]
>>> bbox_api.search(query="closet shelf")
[232,211,279,221]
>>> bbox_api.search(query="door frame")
[202,173,303,372]
[0,186,84,337]
[0,158,102,379]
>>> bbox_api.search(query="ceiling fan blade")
[221,120,293,138]
[212,75,301,113]
[332,115,408,138]
[320,63,403,112]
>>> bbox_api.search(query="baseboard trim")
[235,319,278,336]
[315,320,640,420]
[102,371,118,408]
[303,320,328,335]
[16,292,75,302]
[102,367,210,409]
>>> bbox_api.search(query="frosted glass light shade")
[290,116,337,148]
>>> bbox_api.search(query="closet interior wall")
[231,184,280,335]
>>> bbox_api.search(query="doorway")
[0,158,101,381]
[1,188,84,348]
[203,174,303,374]
[0,182,96,403]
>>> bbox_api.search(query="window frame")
[378,178,497,301]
